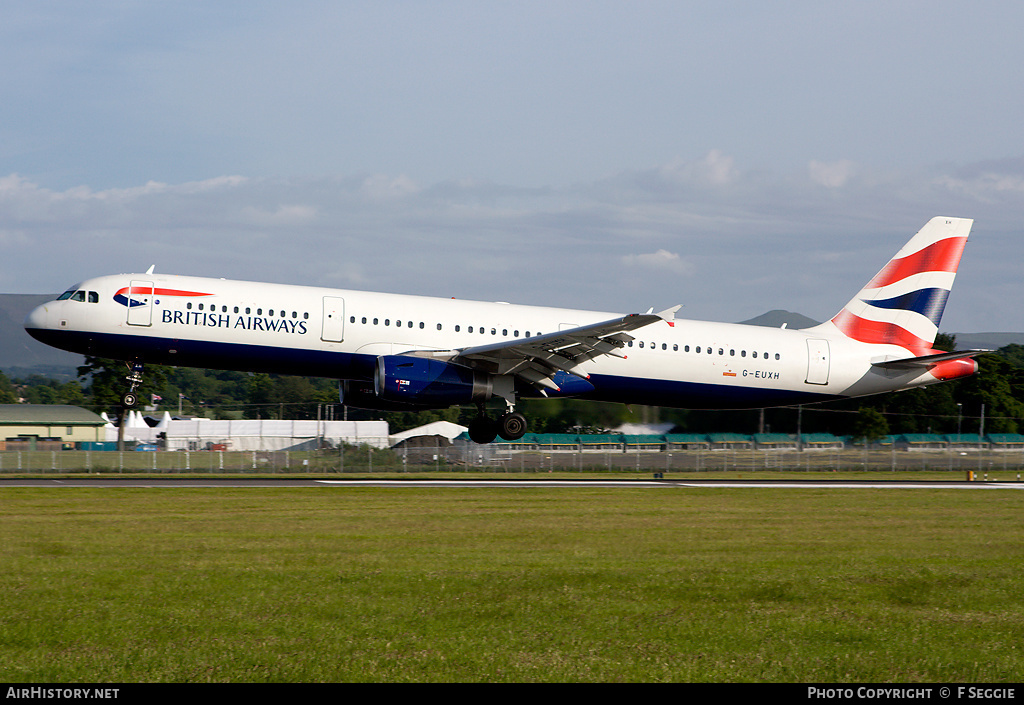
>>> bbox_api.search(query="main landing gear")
[121,362,144,408]
[467,407,528,445]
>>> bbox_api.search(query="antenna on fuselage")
[145,265,155,275]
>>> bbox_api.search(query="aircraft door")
[126,280,154,327]
[805,339,830,385]
[321,296,345,342]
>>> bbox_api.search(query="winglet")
[657,305,682,327]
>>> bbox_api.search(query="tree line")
[3,335,1023,438]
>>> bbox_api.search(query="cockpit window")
[56,286,98,303]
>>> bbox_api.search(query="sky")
[3,1,1024,333]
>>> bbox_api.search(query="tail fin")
[827,216,973,355]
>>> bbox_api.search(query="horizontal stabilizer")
[871,349,989,370]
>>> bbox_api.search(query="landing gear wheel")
[498,412,528,441]
[468,416,498,444]
[122,361,144,409]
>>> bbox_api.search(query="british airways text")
[161,310,308,335]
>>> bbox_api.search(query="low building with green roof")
[622,434,665,451]
[986,433,1024,449]
[707,433,753,449]
[0,405,108,450]
[664,434,710,450]
[753,433,797,449]
[800,433,843,449]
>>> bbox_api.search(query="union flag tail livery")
[828,216,971,354]
[24,216,986,443]
[808,217,983,384]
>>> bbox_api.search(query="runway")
[1,477,1022,489]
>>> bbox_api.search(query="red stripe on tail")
[867,236,967,289]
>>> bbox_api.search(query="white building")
[108,413,389,451]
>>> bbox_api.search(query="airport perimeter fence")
[3,444,1024,476]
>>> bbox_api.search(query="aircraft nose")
[24,303,49,334]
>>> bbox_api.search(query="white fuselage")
[24,272,954,410]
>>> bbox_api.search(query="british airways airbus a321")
[24,217,985,444]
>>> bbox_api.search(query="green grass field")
[1,486,1022,682]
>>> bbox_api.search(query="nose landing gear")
[121,362,144,408]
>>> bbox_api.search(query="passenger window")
[695,346,701,353]
[456,325,461,332]
[468,326,473,333]
[361,317,367,324]
[775,353,781,360]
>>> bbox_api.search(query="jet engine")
[374,355,493,405]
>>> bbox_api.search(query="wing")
[404,305,681,395]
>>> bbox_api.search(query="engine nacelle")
[340,380,444,412]
[375,356,493,406]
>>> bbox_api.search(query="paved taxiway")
[1,478,1022,489]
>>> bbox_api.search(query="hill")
[739,309,821,329]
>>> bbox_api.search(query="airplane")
[24,216,986,444]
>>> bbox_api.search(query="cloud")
[240,204,317,227]
[622,249,694,275]
[358,174,420,201]
[3,153,1024,333]
[808,159,855,188]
